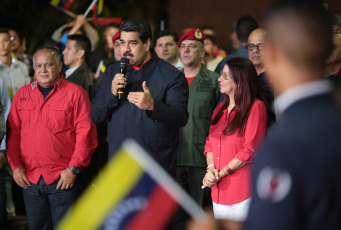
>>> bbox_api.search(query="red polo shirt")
[7,77,97,185]
[204,99,267,204]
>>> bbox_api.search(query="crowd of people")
[0,0,341,229]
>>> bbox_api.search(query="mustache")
[123,51,134,57]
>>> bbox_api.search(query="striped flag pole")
[84,0,97,17]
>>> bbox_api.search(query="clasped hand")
[202,167,228,188]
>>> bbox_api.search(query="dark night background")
[0,0,340,54]
[0,0,168,54]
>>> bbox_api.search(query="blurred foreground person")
[202,58,267,221]
[7,46,97,230]
[245,1,341,230]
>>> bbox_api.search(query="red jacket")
[205,99,267,204]
[7,77,97,185]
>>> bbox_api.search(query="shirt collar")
[274,79,332,115]
[65,65,80,79]
[31,75,64,91]
[0,57,18,68]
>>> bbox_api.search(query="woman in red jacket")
[202,57,267,221]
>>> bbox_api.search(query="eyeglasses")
[333,29,341,34]
[220,71,233,80]
[246,43,264,51]
[10,36,18,41]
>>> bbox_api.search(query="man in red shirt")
[6,46,97,230]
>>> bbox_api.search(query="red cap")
[112,32,120,43]
[178,29,206,47]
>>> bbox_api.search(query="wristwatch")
[69,166,80,175]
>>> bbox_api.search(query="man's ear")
[145,38,151,51]
[58,61,63,72]
[77,49,85,60]
[201,48,205,59]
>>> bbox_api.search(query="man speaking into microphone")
[91,18,189,176]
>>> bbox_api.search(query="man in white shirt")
[0,28,30,99]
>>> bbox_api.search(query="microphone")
[118,57,128,100]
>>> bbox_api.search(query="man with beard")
[91,18,189,176]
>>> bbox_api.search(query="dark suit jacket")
[214,45,249,74]
[245,90,341,230]
[66,63,94,101]
[91,52,189,175]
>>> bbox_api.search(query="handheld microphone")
[118,57,128,100]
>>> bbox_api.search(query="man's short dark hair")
[155,30,179,45]
[33,45,62,65]
[0,28,10,35]
[205,35,217,45]
[119,18,152,43]
[67,34,92,59]
[236,16,258,43]
[265,0,333,68]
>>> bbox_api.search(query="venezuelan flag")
[95,60,106,79]
[50,0,73,11]
[58,140,205,230]
[92,0,104,18]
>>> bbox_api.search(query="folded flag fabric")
[90,0,122,26]
[58,139,206,230]
[92,16,123,26]
[50,0,73,11]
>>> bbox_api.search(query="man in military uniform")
[176,29,221,226]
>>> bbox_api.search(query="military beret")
[112,32,120,43]
[334,14,341,26]
[178,29,206,47]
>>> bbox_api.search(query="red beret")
[112,32,120,43]
[178,29,206,47]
